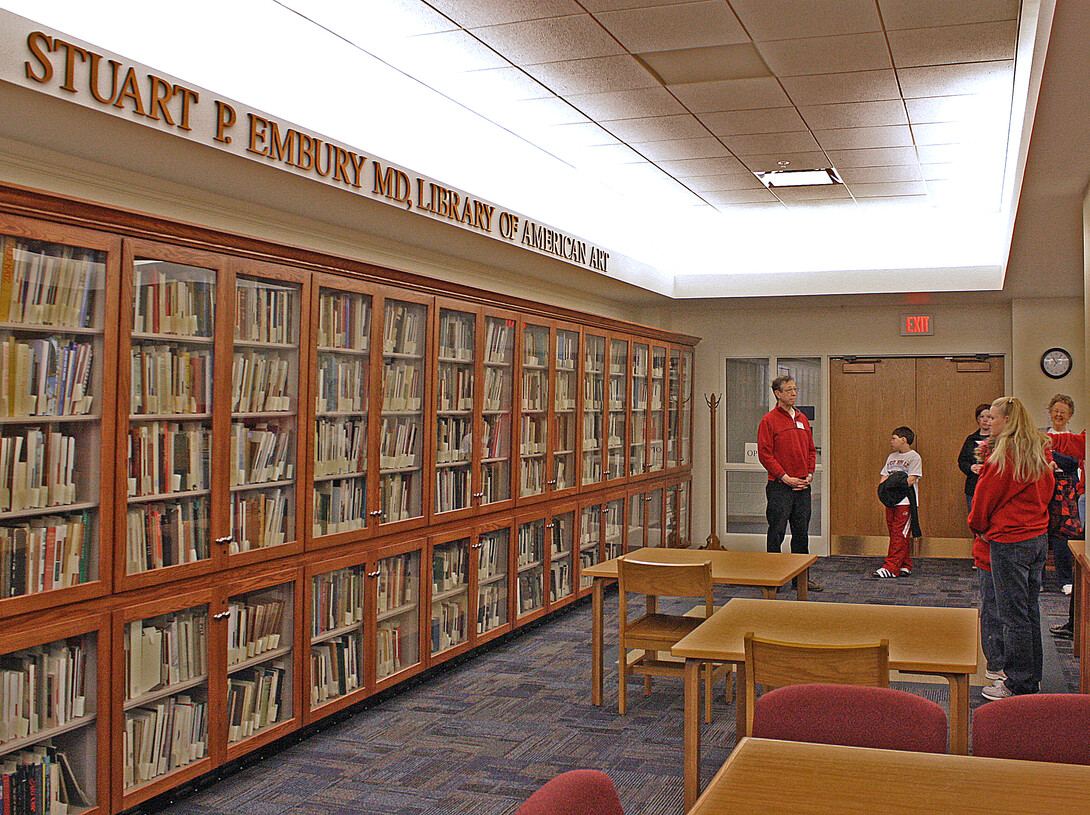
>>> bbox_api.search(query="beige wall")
[1010,298,1086,426]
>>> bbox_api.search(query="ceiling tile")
[712,200,786,211]
[701,188,780,204]
[854,195,929,207]
[814,125,914,150]
[471,15,626,64]
[635,138,732,161]
[595,1,749,52]
[800,100,908,130]
[685,173,766,191]
[910,121,1007,147]
[571,142,649,163]
[771,184,854,200]
[669,77,792,112]
[457,67,553,102]
[849,180,929,197]
[505,96,592,127]
[896,60,1015,98]
[887,20,1017,68]
[727,0,882,40]
[522,55,659,95]
[580,0,695,10]
[699,107,808,136]
[340,0,459,37]
[605,114,711,143]
[757,32,892,77]
[425,0,585,27]
[541,122,624,149]
[655,156,754,177]
[904,94,998,124]
[825,146,921,167]
[781,70,902,105]
[915,143,968,163]
[738,151,832,173]
[877,0,1019,30]
[920,163,953,181]
[408,29,512,71]
[837,164,923,184]
[779,198,858,210]
[721,131,822,154]
[567,87,688,120]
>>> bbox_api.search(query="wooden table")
[687,737,1090,814]
[672,598,979,810]
[582,548,817,707]
[1071,540,1088,692]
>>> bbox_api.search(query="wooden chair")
[742,632,889,737]
[515,769,624,815]
[972,693,1090,764]
[617,557,731,722]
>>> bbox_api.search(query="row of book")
[482,367,510,411]
[379,472,420,523]
[125,499,210,574]
[477,584,506,634]
[130,345,211,417]
[317,290,370,351]
[554,373,576,410]
[520,416,546,455]
[0,429,78,513]
[610,344,628,369]
[127,422,210,497]
[608,414,626,447]
[311,567,366,635]
[477,532,508,581]
[521,369,547,412]
[550,559,571,601]
[630,447,646,476]
[430,599,466,654]
[554,414,576,450]
[230,489,291,553]
[483,320,513,365]
[382,303,425,356]
[480,464,510,505]
[522,329,548,368]
[0,513,93,599]
[519,459,544,497]
[229,422,295,487]
[123,694,207,788]
[226,597,286,666]
[125,609,207,700]
[132,266,214,338]
[311,634,361,706]
[435,469,470,515]
[0,337,94,419]
[582,460,602,484]
[233,281,296,345]
[632,353,648,378]
[555,331,578,370]
[376,553,415,615]
[437,312,474,362]
[378,417,420,470]
[376,621,411,680]
[381,360,422,411]
[436,417,471,464]
[584,376,603,406]
[580,506,601,548]
[517,571,543,615]
[0,638,88,745]
[432,544,468,594]
[579,551,598,589]
[315,417,367,477]
[518,524,543,568]
[554,459,574,491]
[0,744,92,815]
[314,355,367,414]
[436,365,473,412]
[608,378,625,405]
[481,415,510,459]
[226,665,285,743]
[2,240,102,330]
[632,377,647,406]
[231,351,292,414]
[312,478,366,537]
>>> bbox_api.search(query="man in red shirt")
[757,375,822,592]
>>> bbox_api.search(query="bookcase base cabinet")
[0,192,695,815]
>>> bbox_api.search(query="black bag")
[1049,472,1083,539]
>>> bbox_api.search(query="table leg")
[735,660,747,740]
[797,567,808,601]
[592,578,604,706]
[761,586,776,600]
[944,673,970,754]
[684,658,701,812]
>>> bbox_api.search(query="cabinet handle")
[545,523,554,529]
[369,510,383,517]
[472,492,485,499]
[547,479,557,486]
[215,536,233,546]
[471,542,483,550]
[212,610,231,620]
[367,570,380,578]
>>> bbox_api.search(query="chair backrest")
[752,683,948,753]
[743,632,889,736]
[617,558,713,625]
[515,769,625,815]
[972,693,1090,764]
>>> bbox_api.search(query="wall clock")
[1041,347,1073,379]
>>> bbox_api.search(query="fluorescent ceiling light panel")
[757,168,842,187]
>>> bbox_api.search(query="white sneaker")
[873,567,897,579]
[899,567,912,576]
[1063,584,1073,595]
[981,681,1014,700]
[985,669,1006,681]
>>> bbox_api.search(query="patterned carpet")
[145,556,1080,815]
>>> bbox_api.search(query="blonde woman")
[968,396,1055,700]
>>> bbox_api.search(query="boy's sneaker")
[1063,583,1073,595]
[899,567,911,576]
[985,669,1006,681]
[981,681,1014,700]
[872,568,897,579]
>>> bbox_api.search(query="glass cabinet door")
[607,339,628,480]
[313,285,370,538]
[435,309,475,517]
[649,346,666,473]
[379,298,428,524]
[230,275,301,554]
[628,492,645,552]
[553,329,579,491]
[475,527,509,636]
[681,348,693,467]
[582,334,605,486]
[679,479,691,545]
[1,233,112,604]
[374,549,421,681]
[549,510,574,603]
[579,504,601,589]
[516,517,544,617]
[646,487,663,548]
[520,323,549,498]
[665,483,680,547]
[630,342,648,476]
[310,563,367,708]
[481,316,514,507]
[667,348,681,469]
[125,257,215,576]
[430,536,469,656]
[604,497,624,560]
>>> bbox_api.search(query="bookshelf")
[373,546,421,685]
[667,348,681,469]
[434,308,475,518]
[578,503,601,590]
[627,488,646,553]
[649,345,666,473]
[553,328,578,494]
[645,487,663,549]
[665,479,689,548]
[629,342,648,477]
[606,339,627,481]
[548,510,574,604]
[309,561,367,713]
[604,495,625,560]
[515,516,545,618]
[519,323,549,499]
[581,334,605,488]
[680,348,693,467]
[473,524,510,640]
[480,315,515,510]
[429,535,469,656]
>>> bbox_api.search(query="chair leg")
[644,651,653,696]
[704,662,713,724]
[618,641,627,714]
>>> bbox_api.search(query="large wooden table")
[672,598,979,809]
[687,737,1090,814]
[582,548,817,707]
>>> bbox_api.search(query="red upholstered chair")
[972,693,1090,764]
[752,683,948,753]
[514,770,625,815]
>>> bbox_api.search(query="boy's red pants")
[883,504,913,572]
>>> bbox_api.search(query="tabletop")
[581,548,816,587]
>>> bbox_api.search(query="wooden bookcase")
[0,191,696,815]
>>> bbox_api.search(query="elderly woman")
[1044,394,1085,593]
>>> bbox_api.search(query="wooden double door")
[829,356,1004,556]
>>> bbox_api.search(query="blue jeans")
[979,569,1004,673]
[989,534,1047,694]
[1049,533,1074,585]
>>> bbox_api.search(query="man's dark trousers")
[766,480,811,554]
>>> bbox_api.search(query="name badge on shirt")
[796,421,805,429]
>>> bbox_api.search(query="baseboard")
[829,535,973,558]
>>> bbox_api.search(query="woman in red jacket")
[968,396,1054,700]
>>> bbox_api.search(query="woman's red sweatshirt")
[968,454,1054,544]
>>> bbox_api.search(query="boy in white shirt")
[874,426,923,578]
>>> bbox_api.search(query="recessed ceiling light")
[636,44,770,85]
[756,168,842,188]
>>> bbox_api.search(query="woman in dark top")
[959,403,992,512]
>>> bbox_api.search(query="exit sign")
[901,314,934,336]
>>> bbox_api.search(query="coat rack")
[705,393,722,550]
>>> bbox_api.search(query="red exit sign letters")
[901,314,934,336]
